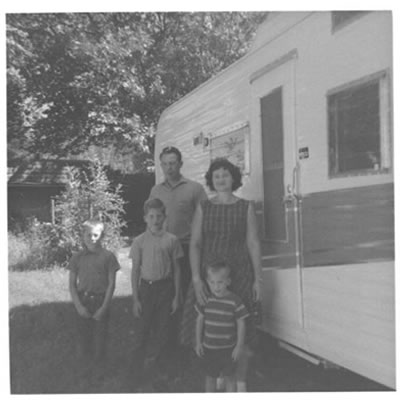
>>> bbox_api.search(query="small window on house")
[328,72,391,177]
[331,11,368,32]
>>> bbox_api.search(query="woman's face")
[212,167,233,192]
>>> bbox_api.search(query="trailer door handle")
[282,194,294,204]
[283,184,294,203]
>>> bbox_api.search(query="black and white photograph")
[3,1,398,397]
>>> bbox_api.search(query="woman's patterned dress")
[180,198,258,348]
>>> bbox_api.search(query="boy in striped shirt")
[195,261,249,392]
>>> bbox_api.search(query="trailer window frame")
[327,70,391,179]
[208,121,250,175]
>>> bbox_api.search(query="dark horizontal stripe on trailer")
[261,253,297,269]
[302,183,394,267]
[302,257,394,268]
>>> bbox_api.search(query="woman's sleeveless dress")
[180,198,257,348]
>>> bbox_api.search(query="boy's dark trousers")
[165,243,191,375]
[76,291,109,361]
[132,277,174,382]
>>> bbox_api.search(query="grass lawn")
[8,247,389,394]
[8,246,138,394]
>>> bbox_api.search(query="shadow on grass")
[9,296,139,394]
[9,297,390,394]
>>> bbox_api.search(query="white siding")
[155,11,395,388]
[302,262,395,388]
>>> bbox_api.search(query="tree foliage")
[7,12,267,167]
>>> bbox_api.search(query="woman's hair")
[205,158,243,191]
[143,198,166,215]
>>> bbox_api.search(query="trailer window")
[209,122,249,174]
[328,72,391,177]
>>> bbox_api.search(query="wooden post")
[51,198,55,224]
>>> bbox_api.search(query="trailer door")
[251,55,306,343]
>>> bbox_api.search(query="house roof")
[8,159,91,187]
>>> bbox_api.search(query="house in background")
[7,158,155,236]
[8,159,90,226]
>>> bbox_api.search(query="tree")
[7,12,267,168]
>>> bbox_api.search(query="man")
[148,146,207,382]
[148,146,207,299]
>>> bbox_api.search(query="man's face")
[160,153,182,181]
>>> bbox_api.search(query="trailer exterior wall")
[154,11,394,388]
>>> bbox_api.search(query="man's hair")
[82,219,105,233]
[143,198,166,215]
[205,157,243,191]
[159,146,182,162]
[206,260,231,277]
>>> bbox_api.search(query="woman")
[180,158,263,392]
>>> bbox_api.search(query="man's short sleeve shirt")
[149,176,207,243]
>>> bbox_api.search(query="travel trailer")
[154,12,394,388]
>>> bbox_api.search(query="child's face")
[207,268,231,297]
[83,225,103,251]
[144,208,166,232]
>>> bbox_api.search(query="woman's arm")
[190,203,208,305]
[195,312,205,357]
[246,201,263,301]
[232,318,246,361]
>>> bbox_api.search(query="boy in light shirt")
[130,198,182,389]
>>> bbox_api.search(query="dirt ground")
[136,332,391,393]
[68,329,391,394]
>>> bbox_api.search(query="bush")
[8,221,67,271]
[9,159,126,271]
[54,158,126,255]
[8,231,30,270]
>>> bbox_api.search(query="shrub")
[8,231,30,270]
[54,158,126,256]
[9,159,126,271]
[8,221,66,271]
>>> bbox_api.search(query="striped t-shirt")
[195,291,249,349]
